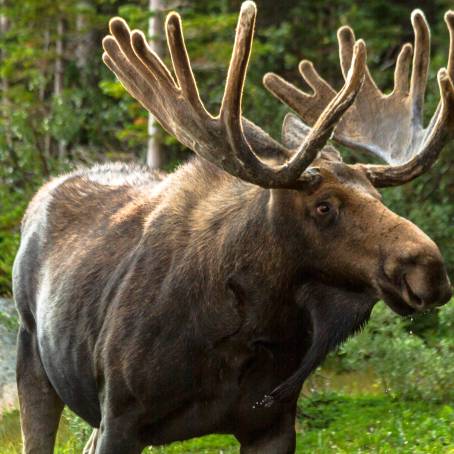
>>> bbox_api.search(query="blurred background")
[0,0,453,452]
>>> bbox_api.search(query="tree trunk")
[0,2,11,150]
[147,0,163,169]
[75,2,96,74]
[41,28,52,165]
[0,3,23,175]
[54,17,66,161]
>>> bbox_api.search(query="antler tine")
[218,1,268,172]
[110,18,176,92]
[263,62,336,127]
[221,1,255,122]
[163,13,204,110]
[102,41,143,96]
[393,43,413,95]
[298,61,333,95]
[338,26,356,79]
[338,26,381,94]
[446,11,454,78]
[213,2,294,178]
[103,24,178,135]
[409,10,430,122]
[102,2,366,189]
[102,36,172,131]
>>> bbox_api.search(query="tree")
[147,0,164,169]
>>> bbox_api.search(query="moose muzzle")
[382,228,452,312]
[399,253,452,310]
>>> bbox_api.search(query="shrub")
[0,188,28,296]
[339,300,454,403]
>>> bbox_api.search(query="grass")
[2,393,454,453]
[297,393,454,453]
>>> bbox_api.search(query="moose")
[13,2,453,453]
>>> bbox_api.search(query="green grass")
[297,393,454,453]
[2,393,454,453]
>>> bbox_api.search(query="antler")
[102,1,366,189]
[264,10,454,187]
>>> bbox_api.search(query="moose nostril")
[401,274,425,309]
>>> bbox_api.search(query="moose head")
[102,2,452,317]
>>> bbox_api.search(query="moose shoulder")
[13,3,453,453]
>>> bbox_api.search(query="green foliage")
[339,300,454,403]
[48,90,87,145]
[0,186,29,296]
[0,309,18,330]
[145,435,238,453]
[0,410,20,454]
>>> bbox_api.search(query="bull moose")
[13,2,453,453]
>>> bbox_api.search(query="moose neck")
[145,159,309,299]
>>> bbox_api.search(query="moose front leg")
[94,426,142,454]
[92,409,145,454]
[237,411,296,454]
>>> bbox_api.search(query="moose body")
[14,161,376,452]
[13,2,453,453]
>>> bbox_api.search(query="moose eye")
[316,202,331,216]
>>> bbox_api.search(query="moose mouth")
[381,290,417,316]
[377,276,422,316]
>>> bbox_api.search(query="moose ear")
[281,113,311,149]
[282,113,343,162]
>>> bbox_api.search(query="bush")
[0,188,29,296]
[339,300,454,403]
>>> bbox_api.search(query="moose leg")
[238,412,296,454]
[94,418,143,454]
[16,326,64,454]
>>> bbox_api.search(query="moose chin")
[13,2,453,453]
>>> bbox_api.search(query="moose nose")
[397,253,452,310]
